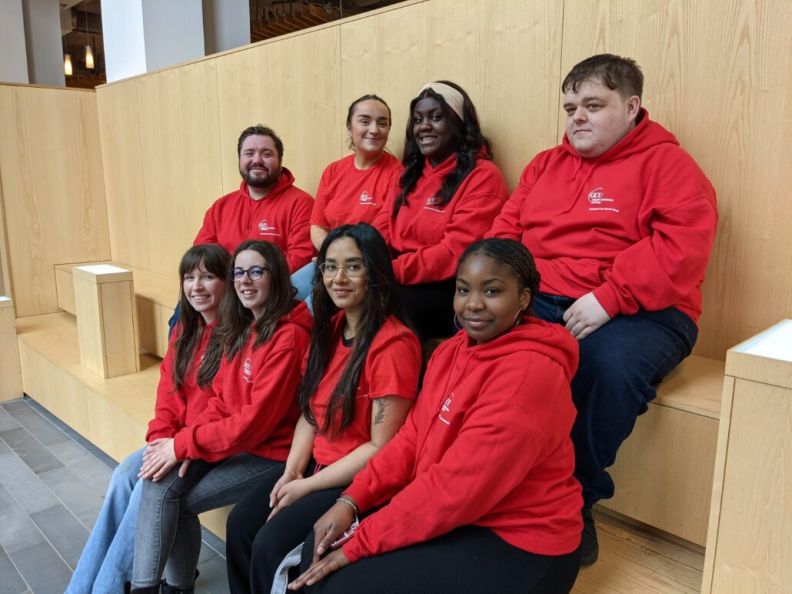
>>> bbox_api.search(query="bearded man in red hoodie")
[487,54,718,566]
[194,124,314,273]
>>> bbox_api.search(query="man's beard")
[241,166,280,190]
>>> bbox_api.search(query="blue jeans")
[131,453,284,589]
[532,293,698,507]
[66,447,144,594]
[290,262,316,314]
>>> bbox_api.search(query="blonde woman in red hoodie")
[130,241,312,594]
[372,81,509,340]
[290,238,583,594]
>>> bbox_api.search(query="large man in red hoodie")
[194,125,313,272]
[487,54,717,565]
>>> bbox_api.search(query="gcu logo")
[438,393,455,425]
[242,357,253,383]
[359,191,374,205]
[258,219,279,236]
[586,187,620,213]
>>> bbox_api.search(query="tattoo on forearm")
[374,399,386,424]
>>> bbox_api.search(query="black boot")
[129,587,159,594]
[160,569,200,594]
[580,506,599,566]
[160,582,194,594]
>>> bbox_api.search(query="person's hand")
[178,459,192,478]
[267,477,312,521]
[138,438,178,481]
[288,548,350,590]
[268,470,301,508]
[563,292,611,340]
[310,501,356,563]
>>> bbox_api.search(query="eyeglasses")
[318,262,366,278]
[232,266,270,281]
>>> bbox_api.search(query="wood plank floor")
[574,509,704,593]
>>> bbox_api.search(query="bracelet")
[336,496,360,520]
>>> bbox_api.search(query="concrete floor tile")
[0,485,46,553]
[30,504,89,569]
[38,467,105,519]
[1,400,28,413]
[0,427,65,474]
[0,451,60,514]
[196,554,230,594]
[5,404,70,446]
[8,541,71,594]
[0,407,21,432]
[0,546,29,594]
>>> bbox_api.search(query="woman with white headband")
[372,80,509,340]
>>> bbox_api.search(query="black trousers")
[225,470,343,594]
[301,525,581,594]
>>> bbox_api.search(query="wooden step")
[600,355,725,547]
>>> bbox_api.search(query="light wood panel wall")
[91,0,792,359]
[0,84,110,316]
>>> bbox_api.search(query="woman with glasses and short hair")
[225,224,421,594]
[129,240,312,594]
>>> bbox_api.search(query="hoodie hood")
[452,316,579,382]
[561,108,678,163]
[280,300,313,335]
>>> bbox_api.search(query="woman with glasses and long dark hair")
[129,241,312,594]
[226,224,421,594]
[372,81,509,340]
[66,244,230,594]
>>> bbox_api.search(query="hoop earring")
[512,307,526,328]
[453,314,464,331]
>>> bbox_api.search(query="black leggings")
[301,525,581,594]
[225,471,343,594]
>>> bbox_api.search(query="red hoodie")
[311,153,402,230]
[173,302,312,463]
[487,110,717,322]
[194,169,314,272]
[373,156,508,285]
[146,321,216,442]
[342,317,583,561]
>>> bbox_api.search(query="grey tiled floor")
[0,397,229,594]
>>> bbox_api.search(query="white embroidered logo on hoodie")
[587,187,620,213]
[258,219,280,236]
[359,191,375,206]
[242,357,254,383]
[424,195,444,213]
[438,393,455,425]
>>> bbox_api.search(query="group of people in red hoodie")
[70,52,717,594]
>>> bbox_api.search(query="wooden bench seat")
[16,312,230,538]
[600,355,724,547]
[55,261,178,358]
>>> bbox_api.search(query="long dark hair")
[300,224,411,435]
[394,81,492,215]
[173,244,231,389]
[197,240,296,386]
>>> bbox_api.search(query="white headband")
[419,82,465,121]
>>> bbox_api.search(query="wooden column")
[702,320,792,593]
[73,264,140,378]
[0,296,22,401]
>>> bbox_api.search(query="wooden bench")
[55,261,178,358]
[600,355,724,546]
